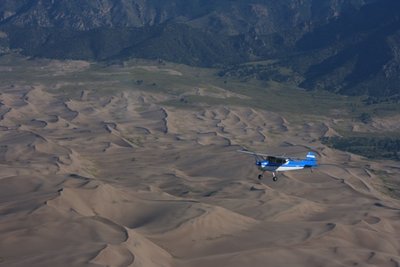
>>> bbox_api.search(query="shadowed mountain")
[0,0,372,33]
[297,0,400,97]
[1,0,399,97]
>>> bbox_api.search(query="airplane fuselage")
[257,158,317,172]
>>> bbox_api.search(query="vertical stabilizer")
[306,152,317,161]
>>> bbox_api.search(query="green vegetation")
[372,169,400,199]
[321,136,400,161]
[3,24,246,67]
[217,62,300,84]
[358,112,372,124]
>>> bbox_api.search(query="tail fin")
[306,152,317,161]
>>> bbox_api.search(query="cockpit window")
[267,156,286,164]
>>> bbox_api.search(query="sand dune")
[165,106,288,146]
[0,81,400,267]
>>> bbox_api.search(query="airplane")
[238,150,318,181]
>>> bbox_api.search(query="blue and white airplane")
[238,150,318,181]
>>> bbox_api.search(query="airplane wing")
[237,150,266,157]
[237,150,287,160]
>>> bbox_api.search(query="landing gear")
[257,172,278,181]
[272,172,278,182]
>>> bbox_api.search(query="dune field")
[0,58,400,267]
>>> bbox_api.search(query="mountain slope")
[0,0,372,33]
[1,0,399,97]
[297,0,400,97]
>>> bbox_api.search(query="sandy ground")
[0,85,400,267]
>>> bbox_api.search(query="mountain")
[0,0,373,33]
[0,0,399,98]
[296,0,400,97]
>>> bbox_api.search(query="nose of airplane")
[261,162,268,168]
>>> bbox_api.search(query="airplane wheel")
[258,174,263,180]
[272,176,278,182]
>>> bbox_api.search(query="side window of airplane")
[277,158,285,164]
[268,157,285,164]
